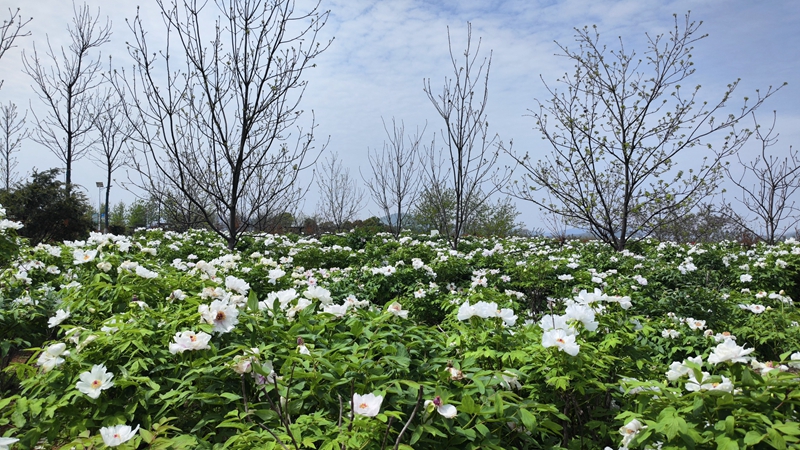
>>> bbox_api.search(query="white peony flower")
[48,308,71,328]
[353,393,383,417]
[564,303,598,331]
[225,275,251,295]
[685,371,733,393]
[457,301,476,321]
[387,302,408,319]
[304,285,332,305]
[76,364,114,399]
[497,308,518,327]
[168,330,212,354]
[425,396,457,418]
[708,339,754,365]
[321,303,349,318]
[472,301,497,319]
[619,418,647,447]
[37,342,70,372]
[542,329,580,356]
[198,300,240,334]
[72,249,98,264]
[0,437,20,449]
[99,424,140,447]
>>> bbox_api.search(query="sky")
[1,0,798,232]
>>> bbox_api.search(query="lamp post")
[96,182,104,232]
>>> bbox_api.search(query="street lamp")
[96,182,104,232]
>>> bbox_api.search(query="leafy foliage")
[1,229,800,449]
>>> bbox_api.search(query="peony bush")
[1,216,800,448]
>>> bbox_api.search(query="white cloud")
[0,0,797,230]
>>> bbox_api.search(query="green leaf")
[139,428,155,444]
[773,423,800,436]
[219,392,242,402]
[461,394,478,415]
[715,435,739,450]
[744,431,764,445]
[519,408,537,431]
[247,290,259,313]
[663,415,688,440]
[725,415,734,436]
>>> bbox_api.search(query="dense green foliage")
[0,169,93,245]
[1,212,800,449]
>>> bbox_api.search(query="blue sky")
[1,0,798,231]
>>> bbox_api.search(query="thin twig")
[348,379,355,433]
[339,394,345,450]
[256,422,291,450]
[241,374,250,415]
[380,417,395,450]
[394,386,423,450]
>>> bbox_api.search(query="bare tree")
[361,118,425,236]
[316,152,365,232]
[117,0,329,250]
[0,102,27,191]
[422,23,510,250]
[722,112,800,244]
[90,84,135,232]
[507,13,782,251]
[22,2,111,196]
[0,7,32,89]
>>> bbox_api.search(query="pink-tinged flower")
[541,329,580,356]
[353,393,383,417]
[425,396,457,418]
[37,342,70,372]
[708,339,754,365]
[48,308,71,328]
[168,331,212,354]
[198,300,239,334]
[446,366,464,380]
[76,364,114,399]
[99,424,140,447]
[387,302,408,319]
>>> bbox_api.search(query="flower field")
[1,207,800,449]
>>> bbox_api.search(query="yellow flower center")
[216,311,226,321]
[91,379,102,389]
[556,338,565,344]
[190,335,197,342]
[359,403,368,409]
